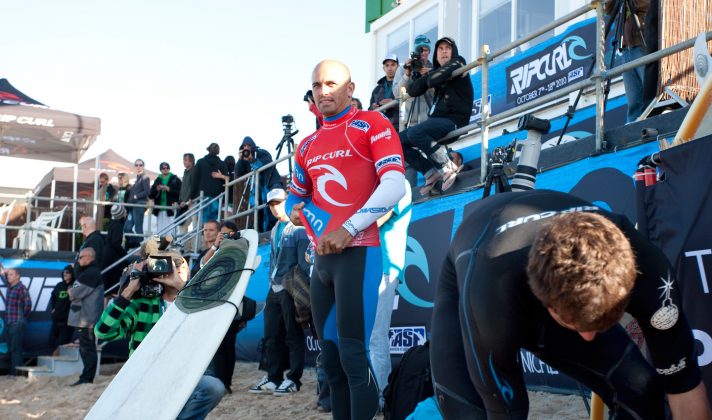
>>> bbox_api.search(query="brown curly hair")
[527,212,637,332]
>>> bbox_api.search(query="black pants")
[311,246,381,420]
[263,288,305,387]
[77,327,97,382]
[48,323,74,351]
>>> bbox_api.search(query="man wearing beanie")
[191,142,228,222]
[398,36,474,195]
[236,136,284,232]
[396,34,435,130]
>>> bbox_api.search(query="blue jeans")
[7,321,25,375]
[124,203,146,236]
[399,117,457,174]
[621,46,645,122]
[177,375,226,420]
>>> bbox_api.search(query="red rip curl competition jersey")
[290,107,405,247]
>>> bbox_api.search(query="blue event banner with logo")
[470,18,597,122]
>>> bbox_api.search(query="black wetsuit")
[431,190,701,420]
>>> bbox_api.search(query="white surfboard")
[674,33,712,144]
[86,229,260,420]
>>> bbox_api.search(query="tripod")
[275,120,298,181]
[482,159,512,198]
[556,0,646,146]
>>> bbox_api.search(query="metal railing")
[374,0,712,183]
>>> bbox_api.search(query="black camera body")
[122,255,174,299]
[490,142,516,165]
[222,231,240,241]
[406,49,425,79]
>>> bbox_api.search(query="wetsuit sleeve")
[622,219,702,394]
[94,296,137,342]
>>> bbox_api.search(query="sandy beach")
[0,361,589,419]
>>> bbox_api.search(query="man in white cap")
[369,54,401,128]
[249,188,310,395]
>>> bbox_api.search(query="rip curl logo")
[370,128,392,144]
[651,272,679,330]
[495,206,600,234]
[656,358,686,375]
[348,119,370,132]
[508,36,591,96]
[313,164,351,207]
[399,237,433,308]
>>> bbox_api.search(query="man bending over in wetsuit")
[431,189,711,420]
[286,59,406,420]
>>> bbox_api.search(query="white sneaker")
[419,170,443,195]
[273,379,298,395]
[249,376,278,394]
[441,161,461,191]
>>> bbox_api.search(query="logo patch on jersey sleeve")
[349,119,370,132]
[370,128,392,144]
[375,154,403,172]
[294,163,307,186]
[300,134,317,155]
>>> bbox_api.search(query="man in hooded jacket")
[191,142,228,222]
[399,37,474,195]
[236,136,284,232]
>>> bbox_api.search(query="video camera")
[490,141,516,165]
[119,235,181,299]
[405,47,426,79]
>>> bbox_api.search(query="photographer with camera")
[199,220,239,268]
[95,240,226,419]
[236,136,284,232]
[369,54,401,129]
[398,37,474,195]
[396,34,434,131]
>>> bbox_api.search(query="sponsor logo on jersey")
[290,183,308,197]
[495,205,600,234]
[294,163,307,186]
[348,119,370,132]
[375,154,402,172]
[300,134,317,155]
[306,149,352,166]
[312,164,351,207]
[302,203,330,237]
[388,326,427,354]
[656,357,686,375]
[370,128,392,144]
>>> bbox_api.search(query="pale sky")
[0,0,372,189]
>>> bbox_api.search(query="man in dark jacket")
[191,143,228,222]
[399,36,474,195]
[235,136,284,232]
[369,54,400,129]
[102,205,128,293]
[124,159,151,246]
[49,265,75,353]
[68,247,104,385]
[79,216,103,268]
